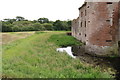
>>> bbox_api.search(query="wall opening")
[85,10,86,16]
[118,41,120,47]
[118,41,120,55]
[85,21,86,27]
[85,34,87,37]
[107,2,112,4]
[81,12,83,17]
[106,20,110,22]
[106,40,112,42]
[79,33,81,35]
[81,22,82,27]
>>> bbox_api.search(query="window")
[106,40,112,42]
[81,12,83,17]
[81,22,82,27]
[85,21,86,27]
[85,34,86,37]
[118,41,120,47]
[107,2,112,4]
[106,20,112,26]
[106,20,110,22]
[79,33,81,35]
[85,10,86,16]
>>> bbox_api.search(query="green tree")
[32,23,45,31]
[38,18,49,24]
[2,17,72,32]
[53,20,67,30]
[2,22,13,32]
[16,16,25,21]
[42,23,53,30]
[53,20,71,31]
[12,26,20,32]
[3,19,16,24]
[67,20,72,31]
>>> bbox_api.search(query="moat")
[57,45,120,79]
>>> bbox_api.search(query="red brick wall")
[119,1,120,41]
[86,2,119,46]
[72,1,119,56]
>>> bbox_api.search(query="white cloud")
[0,0,85,21]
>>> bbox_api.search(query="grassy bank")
[2,31,113,78]
[48,33,83,47]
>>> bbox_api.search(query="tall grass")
[2,31,113,78]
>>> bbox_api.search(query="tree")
[66,20,72,31]
[38,18,49,24]
[3,19,16,24]
[53,20,61,30]
[32,23,45,31]
[42,23,53,30]
[2,17,72,32]
[12,26,20,32]
[2,22,13,32]
[53,20,68,30]
[53,20,72,31]
[16,16,25,21]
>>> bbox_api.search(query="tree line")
[2,16,72,32]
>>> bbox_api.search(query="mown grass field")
[2,31,113,78]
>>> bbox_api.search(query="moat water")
[56,46,76,58]
[57,45,120,79]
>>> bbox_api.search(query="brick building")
[72,0,120,56]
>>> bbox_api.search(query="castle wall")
[72,17,79,39]
[119,1,120,41]
[78,3,87,43]
[72,1,120,56]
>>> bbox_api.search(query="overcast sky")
[0,0,85,21]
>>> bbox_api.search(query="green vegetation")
[48,33,83,47]
[2,16,71,32]
[2,31,113,78]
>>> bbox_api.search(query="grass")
[2,31,113,78]
[48,33,83,47]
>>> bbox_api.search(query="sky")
[0,0,85,21]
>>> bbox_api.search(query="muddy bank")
[72,45,120,79]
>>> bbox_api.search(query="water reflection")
[56,47,76,58]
